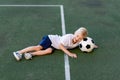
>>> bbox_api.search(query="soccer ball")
[79,37,95,53]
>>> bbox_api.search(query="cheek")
[78,37,83,41]
[79,36,84,39]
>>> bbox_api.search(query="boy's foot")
[24,53,32,60]
[13,52,22,61]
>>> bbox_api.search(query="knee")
[46,48,53,54]
[35,45,43,51]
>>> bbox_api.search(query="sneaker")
[13,52,22,61]
[24,53,32,60]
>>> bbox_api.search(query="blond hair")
[74,27,88,37]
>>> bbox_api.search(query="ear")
[94,44,98,48]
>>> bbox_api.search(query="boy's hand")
[59,43,77,58]
[94,45,98,48]
[69,53,77,58]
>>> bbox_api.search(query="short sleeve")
[60,34,73,46]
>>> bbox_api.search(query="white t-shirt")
[48,34,79,49]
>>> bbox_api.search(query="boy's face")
[73,34,84,44]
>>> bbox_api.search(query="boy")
[13,27,88,61]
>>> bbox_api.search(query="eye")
[77,35,79,38]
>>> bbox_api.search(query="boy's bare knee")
[46,48,53,54]
[35,45,43,51]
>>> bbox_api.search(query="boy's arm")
[59,43,77,58]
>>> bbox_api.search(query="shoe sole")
[13,52,21,61]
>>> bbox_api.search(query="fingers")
[71,54,77,58]
[94,45,98,48]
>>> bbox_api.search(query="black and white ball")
[79,37,95,53]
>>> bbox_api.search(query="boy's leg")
[31,48,53,56]
[18,45,43,54]
[13,45,43,61]
[24,48,53,60]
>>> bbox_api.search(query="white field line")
[60,5,71,80]
[0,4,71,80]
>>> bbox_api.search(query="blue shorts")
[39,36,54,50]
